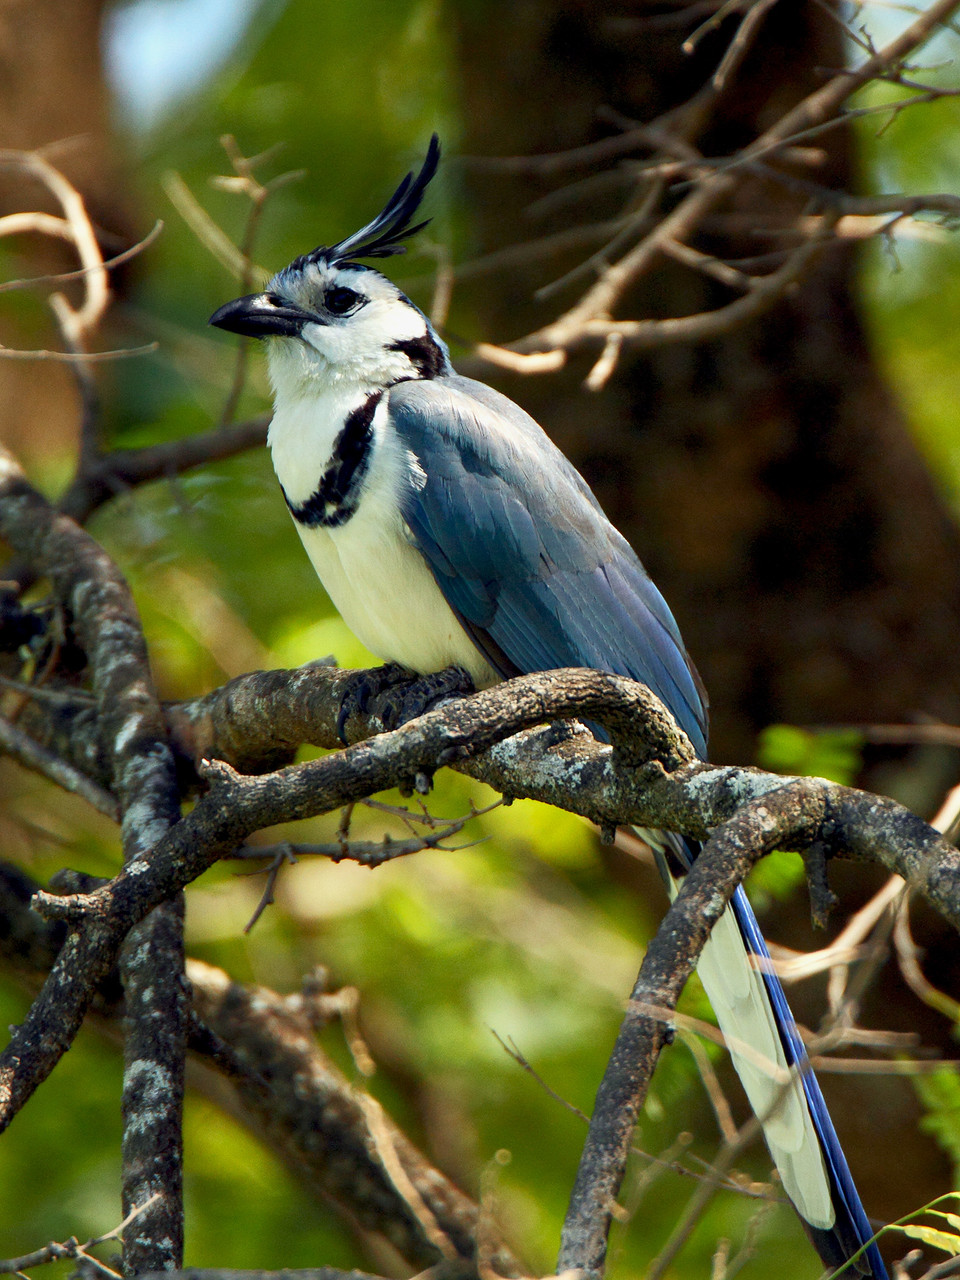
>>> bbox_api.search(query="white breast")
[268,383,499,689]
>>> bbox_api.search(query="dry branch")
[0,865,523,1275]
[0,1193,159,1279]
[557,783,823,1276]
[186,960,523,1275]
[57,416,269,526]
[473,0,960,366]
[0,711,118,818]
[11,661,957,930]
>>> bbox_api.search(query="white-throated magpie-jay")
[210,135,887,1278]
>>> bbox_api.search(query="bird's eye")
[324,286,362,315]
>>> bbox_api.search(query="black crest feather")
[302,135,441,269]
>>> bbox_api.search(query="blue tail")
[654,832,888,1278]
[730,885,888,1277]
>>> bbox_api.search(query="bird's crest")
[296,135,440,270]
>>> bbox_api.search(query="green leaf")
[899,1223,960,1254]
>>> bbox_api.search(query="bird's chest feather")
[267,383,496,685]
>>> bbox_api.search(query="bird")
[210,134,888,1278]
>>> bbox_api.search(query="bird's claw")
[377,665,475,731]
[336,662,411,743]
[336,664,475,744]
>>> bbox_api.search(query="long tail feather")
[648,830,888,1278]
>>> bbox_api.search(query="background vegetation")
[2,2,960,1277]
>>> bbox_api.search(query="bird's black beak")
[208,293,318,339]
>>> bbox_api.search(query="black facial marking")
[282,392,382,530]
[388,334,446,380]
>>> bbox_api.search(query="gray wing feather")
[388,375,708,755]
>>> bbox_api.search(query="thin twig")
[680,1029,738,1144]
[162,170,269,283]
[0,675,95,706]
[474,343,567,373]
[0,221,163,295]
[209,138,302,426]
[0,149,109,342]
[0,712,119,819]
[710,0,781,93]
[0,1192,160,1276]
[235,807,493,932]
[893,900,960,1024]
[492,1030,772,1200]
[0,342,157,362]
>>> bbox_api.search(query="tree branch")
[0,660,952,1169]
[58,416,269,527]
[0,865,523,1276]
[556,782,824,1276]
[186,960,523,1276]
[480,0,960,364]
[0,447,185,1271]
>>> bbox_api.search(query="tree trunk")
[449,0,960,781]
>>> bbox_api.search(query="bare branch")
[58,416,269,526]
[0,342,157,362]
[0,211,72,243]
[209,139,303,426]
[161,170,269,284]
[0,220,163,295]
[473,0,960,365]
[0,447,185,1271]
[0,712,118,819]
[0,1193,160,1277]
[557,776,834,1278]
[0,148,109,343]
[708,0,781,94]
[473,343,567,373]
[894,900,960,1024]
[185,959,525,1275]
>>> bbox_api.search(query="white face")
[263,259,435,395]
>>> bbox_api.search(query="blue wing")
[388,374,708,757]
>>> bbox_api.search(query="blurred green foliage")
[857,79,960,506]
[2,2,960,1277]
[756,725,863,788]
[917,1069,960,1182]
[748,726,861,910]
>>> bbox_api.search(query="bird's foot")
[337,664,476,743]
[337,662,412,743]
[377,665,475,732]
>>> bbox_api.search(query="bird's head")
[209,135,449,392]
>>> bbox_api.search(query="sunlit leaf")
[898,1223,960,1253]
